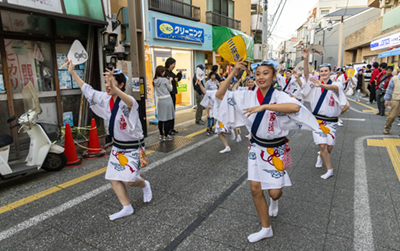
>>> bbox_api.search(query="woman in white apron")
[67,60,152,221]
[214,58,320,243]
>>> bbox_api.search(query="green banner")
[212,26,254,63]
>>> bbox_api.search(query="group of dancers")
[65,47,348,243]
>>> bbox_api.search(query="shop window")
[64,0,105,21]
[1,11,52,35]
[56,43,86,90]
[0,49,11,136]
[55,19,89,39]
[61,95,81,127]
[4,39,55,94]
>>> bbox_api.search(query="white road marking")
[353,135,396,250]
[0,135,218,241]
[349,107,369,114]
[340,118,366,121]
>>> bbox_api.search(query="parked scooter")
[0,83,67,180]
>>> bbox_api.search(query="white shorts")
[106,146,142,182]
[313,121,338,146]
[248,143,292,190]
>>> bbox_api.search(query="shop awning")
[212,26,254,62]
[378,47,400,58]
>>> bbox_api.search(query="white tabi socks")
[316,151,323,168]
[230,130,236,141]
[219,146,231,153]
[321,169,334,180]
[109,205,134,221]
[269,198,279,217]
[236,134,242,143]
[248,227,273,243]
[143,180,152,203]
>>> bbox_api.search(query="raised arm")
[67,60,85,89]
[215,58,246,100]
[293,70,303,87]
[302,49,310,83]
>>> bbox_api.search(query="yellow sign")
[346,69,356,78]
[218,35,247,65]
[144,45,155,110]
[368,138,400,182]
[159,23,173,34]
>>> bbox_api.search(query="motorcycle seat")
[0,135,13,148]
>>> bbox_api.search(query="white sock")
[247,227,273,243]
[230,130,236,140]
[321,169,334,180]
[269,198,279,217]
[143,180,152,203]
[316,154,323,168]
[236,134,242,143]
[246,133,251,138]
[109,205,134,221]
[219,146,231,153]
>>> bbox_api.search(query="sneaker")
[367,102,371,104]
[206,131,212,136]
[159,135,163,140]
[383,130,389,135]
[397,123,400,126]
[164,135,173,141]
[196,120,205,125]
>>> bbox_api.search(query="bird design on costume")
[248,152,257,160]
[227,97,236,106]
[110,161,125,172]
[263,169,286,179]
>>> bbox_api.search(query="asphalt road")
[1,96,400,251]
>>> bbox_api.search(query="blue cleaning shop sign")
[155,19,204,44]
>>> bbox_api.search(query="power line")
[269,0,288,34]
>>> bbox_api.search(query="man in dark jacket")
[164,57,182,134]
[193,64,205,125]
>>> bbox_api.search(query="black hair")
[211,65,218,72]
[380,62,387,69]
[367,64,371,69]
[209,72,216,77]
[286,69,292,73]
[113,73,126,92]
[386,66,394,71]
[373,62,379,68]
[165,57,176,69]
[256,64,277,76]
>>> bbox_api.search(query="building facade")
[344,0,400,67]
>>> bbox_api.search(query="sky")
[265,0,318,48]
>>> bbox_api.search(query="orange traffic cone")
[82,118,106,158]
[64,123,83,167]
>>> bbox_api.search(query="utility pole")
[337,16,344,67]
[262,0,268,60]
[128,0,147,137]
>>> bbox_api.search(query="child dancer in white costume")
[301,50,347,179]
[214,58,319,243]
[67,61,152,220]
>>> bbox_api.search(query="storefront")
[0,0,106,158]
[146,11,213,113]
[371,30,400,68]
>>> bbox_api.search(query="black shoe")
[196,120,205,125]
[380,113,385,116]
[171,129,178,133]
[376,113,381,115]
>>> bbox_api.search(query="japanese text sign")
[155,19,204,44]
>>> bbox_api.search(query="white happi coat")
[200,90,232,134]
[277,74,303,100]
[337,74,357,94]
[302,79,347,146]
[81,83,144,182]
[214,88,319,190]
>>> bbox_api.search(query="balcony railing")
[149,0,200,21]
[206,11,241,31]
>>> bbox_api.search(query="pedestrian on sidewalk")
[193,64,205,125]
[164,57,182,135]
[384,74,400,134]
[66,60,152,221]
[153,66,175,141]
[364,64,372,97]
[207,65,221,82]
[368,62,380,104]
[354,69,364,102]
[214,58,319,243]
[301,50,347,180]
[375,64,393,116]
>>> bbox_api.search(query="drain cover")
[146,136,196,153]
